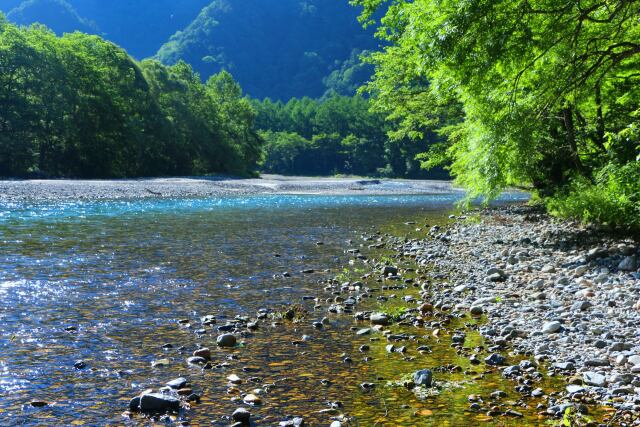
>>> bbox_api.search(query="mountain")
[2,0,210,58]
[69,0,210,58]
[1,0,377,99]
[5,0,97,35]
[156,0,377,100]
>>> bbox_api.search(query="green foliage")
[0,16,261,178]
[547,162,640,230]
[352,0,640,229]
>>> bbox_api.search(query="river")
[0,193,542,426]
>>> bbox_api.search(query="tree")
[352,0,640,226]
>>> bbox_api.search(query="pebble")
[243,393,262,405]
[413,369,433,387]
[217,334,237,347]
[542,321,562,334]
[232,407,251,423]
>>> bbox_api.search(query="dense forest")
[253,95,446,178]
[354,0,640,228]
[0,15,260,177]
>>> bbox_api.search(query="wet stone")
[485,353,507,366]
[413,369,433,387]
[166,377,188,389]
[139,393,180,413]
[217,334,237,347]
[279,417,305,426]
[232,407,251,424]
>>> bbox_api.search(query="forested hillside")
[0,0,214,58]
[1,0,377,98]
[0,15,260,178]
[5,0,96,35]
[157,0,377,99]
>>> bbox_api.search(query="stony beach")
[349,204,640,425]
[120,203,640,426]
[0,175,459,201]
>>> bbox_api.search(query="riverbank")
[0,175,459,202]
[352,204,640,424]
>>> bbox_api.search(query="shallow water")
[0,193,543,426]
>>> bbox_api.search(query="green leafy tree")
[353,0,640,227]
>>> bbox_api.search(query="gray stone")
[139,393,180,412]
[166,377,188,389]
[187,356,207,365]
[627,355,640,365]
[413,369,433,387]
[583,371,607,387]
[470,306,484,316]
[542,321,562,334]
[485,353,507,366]
[370,313,390,326]
[584,359,609,367]
[571,301,592,311]
[619,256,638,272]
[566,385,585,394]
[217,333,237,347]
[553,362,575,371]
[279,417,305,427]
[232,407,251,424]
[586,247,608,261]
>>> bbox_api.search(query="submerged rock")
[370,313,390,326]
[138,393,180,413]
[217,333,237,347]
[232,407,251,424]
[166,377,188,389]
[413,369,433,387]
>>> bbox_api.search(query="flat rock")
[139,393,180,413]
[583,371,607,387]
[166,377,188,389]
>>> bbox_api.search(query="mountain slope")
[2,0,210,57]
[6,0,97,35]
[69,0,210,58]
[157,0,377,99]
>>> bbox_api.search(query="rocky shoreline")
[0,175,460,202]
[376,205,640,424]
[121,204,640,426]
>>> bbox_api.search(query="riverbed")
[0,190,561,427]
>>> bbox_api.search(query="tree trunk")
[563,105,584,174]
[595,82,606,149]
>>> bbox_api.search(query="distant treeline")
[252,95,448,178]
[0,15,260,178]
